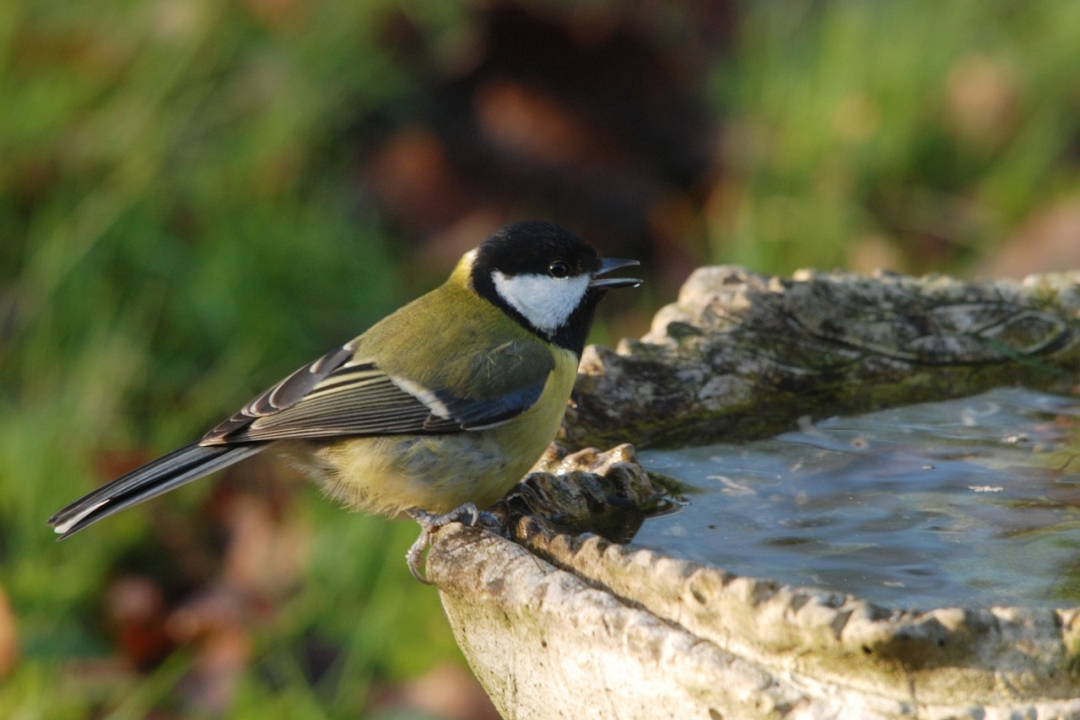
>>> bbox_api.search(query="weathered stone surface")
[428,446,1080,720]
[488,442,664,544]
[427,268,1080,719]
[429,524,800,720]
[566,267,1080,448]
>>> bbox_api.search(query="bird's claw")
[405,503,501,584]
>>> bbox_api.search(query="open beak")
[590,257,642,289]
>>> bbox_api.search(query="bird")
[47,220,641,582]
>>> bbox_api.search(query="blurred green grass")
[4,0,1080,717]
[0,1,462,717]
[709,0,1080,275]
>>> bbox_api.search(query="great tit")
[48,221,640,581]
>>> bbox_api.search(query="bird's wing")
[200,339,555,445]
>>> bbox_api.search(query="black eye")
[549,261,570,278]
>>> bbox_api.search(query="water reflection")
[635,387,1080,609]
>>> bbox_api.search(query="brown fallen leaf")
[221,493,310,601]
[374,663,501,720]
[105,575,174,670]
[0,585,18,678]
[167,588,252,716]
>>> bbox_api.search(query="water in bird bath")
[635,387,1080,609]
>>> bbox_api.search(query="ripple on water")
[636,387,1080,610]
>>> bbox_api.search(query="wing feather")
[200,346,552,444]
[201,343,360,444]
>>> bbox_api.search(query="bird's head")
[465,221,641,355]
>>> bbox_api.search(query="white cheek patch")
[492,271,591,334]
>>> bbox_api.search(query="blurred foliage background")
[3,0,1080,717]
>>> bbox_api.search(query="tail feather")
[48,442,265,538]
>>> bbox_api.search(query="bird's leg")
[405,503,502,584]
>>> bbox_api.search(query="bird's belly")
[294,432,537,516]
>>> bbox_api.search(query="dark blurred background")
[3,0,1080,717]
